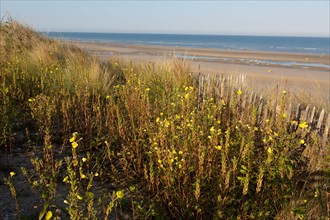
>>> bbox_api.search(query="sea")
[46,32,329,55]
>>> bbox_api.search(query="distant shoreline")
[64,40,330,70]
[64,40,330,99]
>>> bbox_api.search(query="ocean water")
[46,32,329,55]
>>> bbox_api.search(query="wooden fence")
[197,73,330,146]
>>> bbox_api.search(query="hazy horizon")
[44,31,330,38]
[1,1,329,37]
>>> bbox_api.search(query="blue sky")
[1,1,329,37]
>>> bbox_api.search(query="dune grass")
[0,20,329,219]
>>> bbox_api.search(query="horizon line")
[42,31,330,38]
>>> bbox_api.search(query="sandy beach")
[66,40,330,99]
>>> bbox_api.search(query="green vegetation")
[1,20,329,219]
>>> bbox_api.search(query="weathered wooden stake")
[316,109,325,131]
[309,106,316,125]
[262,99,269,126]
[301,106,310,121]
[323,113,330,143]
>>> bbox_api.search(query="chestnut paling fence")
[197,73,330,146]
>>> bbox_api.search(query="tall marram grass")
[0,20,329,219]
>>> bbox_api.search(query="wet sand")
[65,40,330,99]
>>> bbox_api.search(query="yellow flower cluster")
[70,132,79,149]
[298,121,308,129]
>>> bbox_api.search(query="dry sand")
[65,40,330,102]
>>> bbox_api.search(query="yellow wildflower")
[282,90,287,95]
[69,136,75,143]
[267,147,273,154]
[80,173,87,179]
[63,176,69,183]
[164,120,170,127]
[116,190,125,199]
[72,142,78,149]
[82,158,87,162]
[300,139,305,145]
[178,150,183,155]
[282,113,287,119]
[215,145,222,150]
[77,194,83,200]
[237,89,243,95]
[210,126,215,133]
[299,121,308,129]
[45,211,52,220]
[10,172,15,177]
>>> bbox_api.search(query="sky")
[1,1,329,37]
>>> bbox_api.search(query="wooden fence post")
[271,96,278,123]
[257,96,263,124]
[262,99,270,126]
[309,106,316,126]
[295,103,301,121]
[249,91,254,107]
[316,109,325,132]
[220,78,225,99]
[205,74,211,98]
[323,113,330,143]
